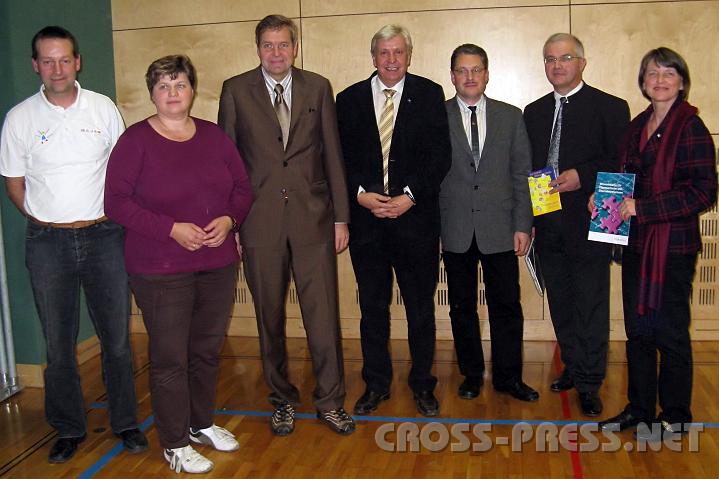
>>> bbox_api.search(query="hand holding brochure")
[588,172,636,245]
[528,167,561,216]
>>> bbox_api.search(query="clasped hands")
[170,216,233,251]
[358,192,413,218]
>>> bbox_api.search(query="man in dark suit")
[440,44,538,403]
[218,14,354,436]
[336,25,451,417]
[523,33,630,416]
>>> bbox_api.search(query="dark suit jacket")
[218,66,349,248]
[440,96,532,255]
[523,83,630,252]
[336,72,451,244]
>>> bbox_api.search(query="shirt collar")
[455,94,486,113]
[40,80,83,110]
[372,75,405,97]
[554,81,584,101]
[261,67,292,91]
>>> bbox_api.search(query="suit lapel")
[358,75,381,147]
[250,67,281,129]
[393,73,416,140]
[447,96,472,157]
[288,67,305,143]
[480,97,498,163]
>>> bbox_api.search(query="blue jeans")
[25,220,138,438]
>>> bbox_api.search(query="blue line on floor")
[78,408,719,478]
[91,403,719,428]
[77,415,154,479]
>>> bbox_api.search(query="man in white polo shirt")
[0,26,147,463]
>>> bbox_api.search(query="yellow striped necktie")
[379,89,396,194]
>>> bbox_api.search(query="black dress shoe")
[414,390,439,417]
[598,410,643,431]
[579,392,603,417]
[633,420,689,442]
[118,428,149,454]
[495,381,540,402]
[550,371,574,392]
[353,389,390,415]
[48,435,85,463]
[458,376,483,399]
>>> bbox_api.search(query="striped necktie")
[546,96,566,170]
[379,89,396,194]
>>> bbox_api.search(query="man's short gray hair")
[543,33,585,58]
[371,24,413,56]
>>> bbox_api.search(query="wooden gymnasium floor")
[2,334,719,478]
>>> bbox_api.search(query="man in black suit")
[441,44,538,403]
[336,24,451,417]
[523,33,630,416]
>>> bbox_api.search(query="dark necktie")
[546,96,566,170]
[468,105,480,170]
[274,83,290,150]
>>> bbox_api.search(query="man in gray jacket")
[440,44,538,402]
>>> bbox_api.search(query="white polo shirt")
[0,82,125,222]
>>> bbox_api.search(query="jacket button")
[278,136,283,142]
[283,161,288,167]
[473,185,478,190]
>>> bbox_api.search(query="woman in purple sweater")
[105,55,252,474]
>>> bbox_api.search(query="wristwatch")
[229,216,239,232]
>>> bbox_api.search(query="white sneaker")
[164,445,214,474]
[190,424,240,452]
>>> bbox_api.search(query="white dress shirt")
[455,94,487,158]
[261,68,293,112]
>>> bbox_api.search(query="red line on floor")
[552,343,584,479]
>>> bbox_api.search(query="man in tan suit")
[218,14,354,436]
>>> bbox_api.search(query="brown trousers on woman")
[130,262,237,449]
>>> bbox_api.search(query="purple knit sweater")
[105,117,252,274]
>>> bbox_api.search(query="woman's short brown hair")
[638,47,690,101]
[145,54,197,95]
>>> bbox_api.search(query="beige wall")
[113,0,719,340]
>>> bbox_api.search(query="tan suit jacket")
[218,66,349,247]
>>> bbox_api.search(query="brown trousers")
[130,262,237,449]
[243,237,346,412]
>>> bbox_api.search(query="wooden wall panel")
[111,0,299,30]
[113,22,270,126]
[301,0,560,17]
[114,0,718,341]
[302,6,567,110]
[572,1,719,132]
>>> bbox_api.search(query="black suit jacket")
[336,72,451,244]
[523,83,630,252]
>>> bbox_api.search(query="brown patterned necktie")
[274,83,290,150]
[379,89,396,194]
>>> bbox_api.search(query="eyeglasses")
[544,54,582,64]
[452,67,485,77]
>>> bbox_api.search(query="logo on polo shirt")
[35,130,51,144]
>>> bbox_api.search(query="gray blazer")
[439,96,533,254]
